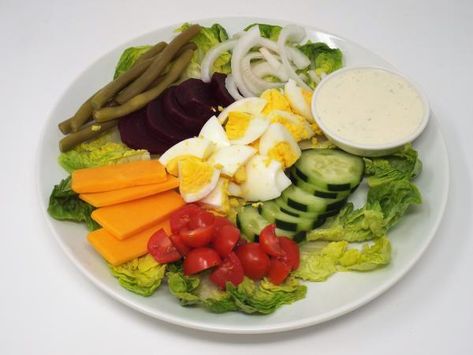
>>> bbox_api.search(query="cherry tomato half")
[188,210,215,229]
[277,237,300,270]
[268,258,291,285]
[212,224,240,257]
[183,248,221,276]
[148,229,181,264]
[170,204,201,234]
[179,225,215,248]
[213,215,232,233]
[169,233,190,257]
[236,243,270,280]
[259,224,285,257]
[209,252,244,289]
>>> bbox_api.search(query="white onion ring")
[251,62,288,82]
[225,74,245,100]
[286,46,311,69]
[241,53,282,94]
[200,39,237,82]
[277,25,312,90]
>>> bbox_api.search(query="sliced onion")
[225,74,244,100]
[308,69,322,85]
[252,62,288,82]
[230,27,261,97]
[258,38,279,52]
[277,25,312,90]
[259,47,282,70]
[286,46,311,69]
[241,53,282,94]
[200,39,237,82]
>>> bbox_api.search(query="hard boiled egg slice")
[178,159,220,203]
[208,144,256,177]
[227,182,243,197]
[260,88,292,115]
[225,112,270,145]
[199,115,230,149]
[276,170,291,191]
[240,154,287,201]
[200,177,229,211]
[217,97,267,124]
[284,79,314,122]
[268,110,314,142]
[159,137,214,167]
[259,123,301,168]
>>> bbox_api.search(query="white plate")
[36,17,449,334]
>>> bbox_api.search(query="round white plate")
[37,17,449,334]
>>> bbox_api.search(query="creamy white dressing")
[315,68,426,146]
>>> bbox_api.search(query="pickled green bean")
[59,120,118,152]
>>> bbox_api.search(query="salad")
[48,22,423,315]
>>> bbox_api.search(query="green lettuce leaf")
[226,277,307,314]
[363,144,422,187]
[113,45,152,79]
[295,237,391,282]
[47,176,99,231]
[58,134,150,173]
[176,23,231,79]
[166,269,201,305]
[244,23,282,40]
[308,180,422,242]
[109,254,166,296]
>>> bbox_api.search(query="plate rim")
[35,16,450,334]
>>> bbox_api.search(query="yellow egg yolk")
[270,113,309,142]
[260,89,292,115]
[233,165,247,184]
[267,142,298,168]
[179,159,215,194]
[302,89,313,107]
[225,112,252,140]
[166,155,202,176]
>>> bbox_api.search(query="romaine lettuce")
[47,176,99,231]
[363,144,422,187]
[244,23,282,40]
[295,237,391,282]
[113,45,152,79]
[308,180,422,242]
[58,134,149,173]
[109,254,166,296]
[176,23,231,79]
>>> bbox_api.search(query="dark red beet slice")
[118,108,173,154]
[174,78,217,118]
[161,87,210,132]
[147,93,197,141]
[210,73,235,107]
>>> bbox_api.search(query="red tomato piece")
[235,237,248,248]
[213,216,232,234]
[277,237,300,270]
[236,243,270,280]
[188,210,215,229]
[148,229,181,264]
[212,224,240,257]
[259,224,285,257]
[209,252,244,289]
[169,233,190,257]
[183,248,221,275]
[170,204,201,234]
[179,225,214,248]
[268,258,291,285]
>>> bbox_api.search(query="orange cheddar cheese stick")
[71,160,167,194]
[91,190,184,240]
[79,175,179,207]
[87,219,171,265]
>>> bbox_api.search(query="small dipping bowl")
[312,66,430,157]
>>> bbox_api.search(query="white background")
[1,0,472,354]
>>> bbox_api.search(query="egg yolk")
[225,112,252,140]
[179,159,215,194]
[270,114,309,142]
[166,155,202,176]
[260,89,292,115]
[267,142,298,168]
[233,165,247,183]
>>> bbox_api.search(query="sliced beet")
[210,73,235,107]
[118,108,172,154]
[174,78,217,118]
[147,93,197,141]
[161,87,209,132]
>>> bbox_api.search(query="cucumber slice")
[236,206,270,242]
[294,149,364,191]
[274,198,321,219]
[260,201,326,232]
[290,168,353,199]
[281,185,348,213]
